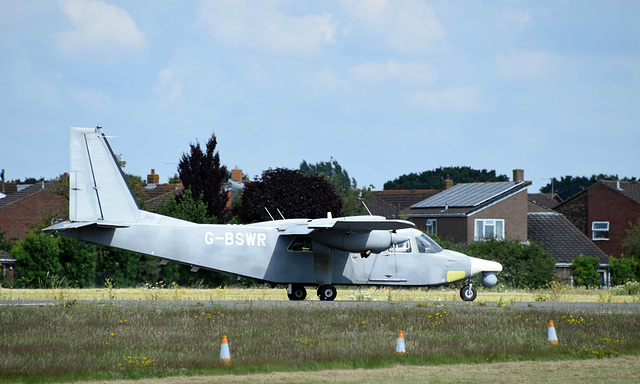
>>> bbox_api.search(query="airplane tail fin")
[69,126,140,223]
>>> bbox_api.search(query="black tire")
[287,285,307,301]
[460,285,477,301]
[317,284,337,301]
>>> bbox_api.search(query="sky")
[1,0,639,193]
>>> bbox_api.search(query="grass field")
[1,286,640,383]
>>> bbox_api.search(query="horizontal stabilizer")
[44,220,130,231]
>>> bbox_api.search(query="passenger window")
[288,236,312,252]
[388,240,412,253]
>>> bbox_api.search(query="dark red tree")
[236,168,342,223]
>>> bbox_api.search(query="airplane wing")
[308,215,415,231]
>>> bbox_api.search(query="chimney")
[231,167,243,182]
[147,169,159,185]
[513,169,524,183]
[442,175,453,190]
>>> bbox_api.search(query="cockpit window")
[416,234,443,253]
[388,239,412,253]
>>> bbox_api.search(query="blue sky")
[1,0,638,192]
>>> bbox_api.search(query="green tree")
[12,232,62,287]
[460,239,556,289]
[0,227,14,252]
[540,175,637,201]
[58,237,97,288]
[95,248,142,288]
[236,168,343,223]
[156,188,217,224]
[178,132,228,221]
[609,256,638,286]
[571,255,600,288]
[300,158,356,189]
[300,158,371,216]
[384,166,509,190]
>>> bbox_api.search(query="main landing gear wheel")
[460,284,477,301]
[287,284,307,301]
[317,284,337,301]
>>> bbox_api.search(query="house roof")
[599,180,640,205]
[141,184,184,212]
[0,182,59,210]
[412,181,528,209]
[528,212,609,265]
[528,193,560,210]
[368,190,439,218]
[409,181,531,216]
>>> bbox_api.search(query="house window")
[474,219,505,241]
[592,221,609,241]
[425,219,437,235]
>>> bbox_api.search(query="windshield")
[415,234,443,253]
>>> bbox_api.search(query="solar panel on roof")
[411,182,522,208]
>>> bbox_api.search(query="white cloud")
[56,0,146,60]
[154,68,182,100]
[197,0,336,56]
[317,67,348,90]
[496,51,558,80]
[407,86,479,111]
[499,9,532,30]
[341,0,445,53]
[350,60,436,86]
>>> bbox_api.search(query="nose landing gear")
[460,281,477,301]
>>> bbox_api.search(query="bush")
[610,256,638,286]
[460,239,556,289]
[571,255,600,288]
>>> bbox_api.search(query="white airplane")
[46,126,503,301]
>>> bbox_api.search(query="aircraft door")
[366,240,410,283]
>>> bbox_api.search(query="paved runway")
[2,299,640,313]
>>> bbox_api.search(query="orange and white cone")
[396,331,406,355]
[220,335,231,365]
[547,320,558,345]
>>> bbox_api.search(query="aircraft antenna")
[276,208,286,220]
[362,201,373,216]
[264,207,275,221]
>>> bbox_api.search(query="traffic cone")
[547,320,558,345]
[396,331,406,355]
[220,335,231,365]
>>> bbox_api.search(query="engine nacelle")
[310,230,410,253]
[481,272,498,287]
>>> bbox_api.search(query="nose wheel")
[460,282,477,301]
[317,284,337,301]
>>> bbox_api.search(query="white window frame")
[474,219,505,241]
[591,221,609,241]
[425,219,437,235]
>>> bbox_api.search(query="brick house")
[407,170,531,244]
[527,207,609,286]
[554,180,640,257]
[0,181,68,241]
[368,189,439,219]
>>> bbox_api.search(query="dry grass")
[1,285,638,303]
[81,355,640,384]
